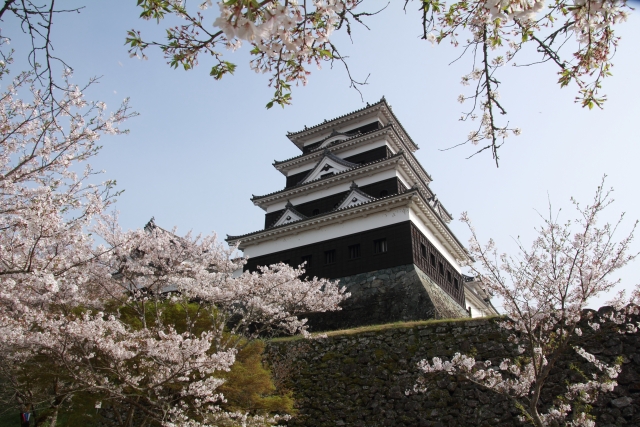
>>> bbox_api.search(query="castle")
[227,99,497,329]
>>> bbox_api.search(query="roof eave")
[252,154,404,208]
[229,190,471,264]
[409,193,471,263]
[274,127,392,175]
[227,190,417,245]
[286,99,419,152]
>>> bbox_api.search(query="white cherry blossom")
[417,180,638,427]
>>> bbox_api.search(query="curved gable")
[300,150,358,184]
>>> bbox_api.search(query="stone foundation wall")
[267,311,640,427]
[306,264,468,331]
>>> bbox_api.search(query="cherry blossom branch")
[418,180,638,426]
[404,0,630,164]
[129,0,373,109]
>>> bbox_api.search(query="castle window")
[438,261,444,275]
[324,250,336,265]
[301,254,312,268]
[380,190,388,197]
[454,278,459,289]
[430,253,436,267]
[348,244,361,259]
[373,238,387,254]
[447,270,452,283]
[420,243,427,258]
[312,209,320,215]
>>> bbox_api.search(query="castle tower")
[227,99,489,330]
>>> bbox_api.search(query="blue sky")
[3,1,640,308]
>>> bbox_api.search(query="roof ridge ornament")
[350,181,358,190]
[285,200,293,208]
[144,216,156,232]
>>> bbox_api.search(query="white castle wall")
[242,205,462,272]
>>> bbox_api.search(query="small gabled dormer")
[335,182,375,210]
[269,201,307,228]
[299,150,358,185]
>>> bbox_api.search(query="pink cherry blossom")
[417,179,638,427]
[0,70,348,425]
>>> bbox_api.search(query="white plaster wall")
[264,168,398,213]
[396,170,412,190]
[408,209,461,272]
[466,296,494,318]
[243,206,412,258]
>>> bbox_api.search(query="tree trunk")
[46,407,59,427]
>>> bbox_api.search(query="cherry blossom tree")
[126,0,632,165]
[0,1,632,165]
[0,48,348,427]
[416,180,639,426]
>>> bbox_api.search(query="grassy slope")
[271,316,500,343]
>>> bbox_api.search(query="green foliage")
[107,299,217,335]
[136,0,174,22]
[211,62,237,80]
[1,300,292,426]
[218,341,295,415]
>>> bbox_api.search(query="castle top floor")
[285,98,419,154]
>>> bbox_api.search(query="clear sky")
[3,1,640,309]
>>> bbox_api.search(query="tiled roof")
[274,124,393,166]
[323,148,359,168]
[228,189,406,241]
[275,124,434,188]
[287,97,419,151]
[226,188,470,263]
[427,195,454,222]
[252,152,404,202]
[287,99,386,138]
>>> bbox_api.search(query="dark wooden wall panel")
[360,178,399,199]
[294,192,347,218]
[264,210,284,229]
[410,223,465,306]
[286,170,311,188]
[245,222,414,279]
[301,140,322,154]
[343,146,389,165]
